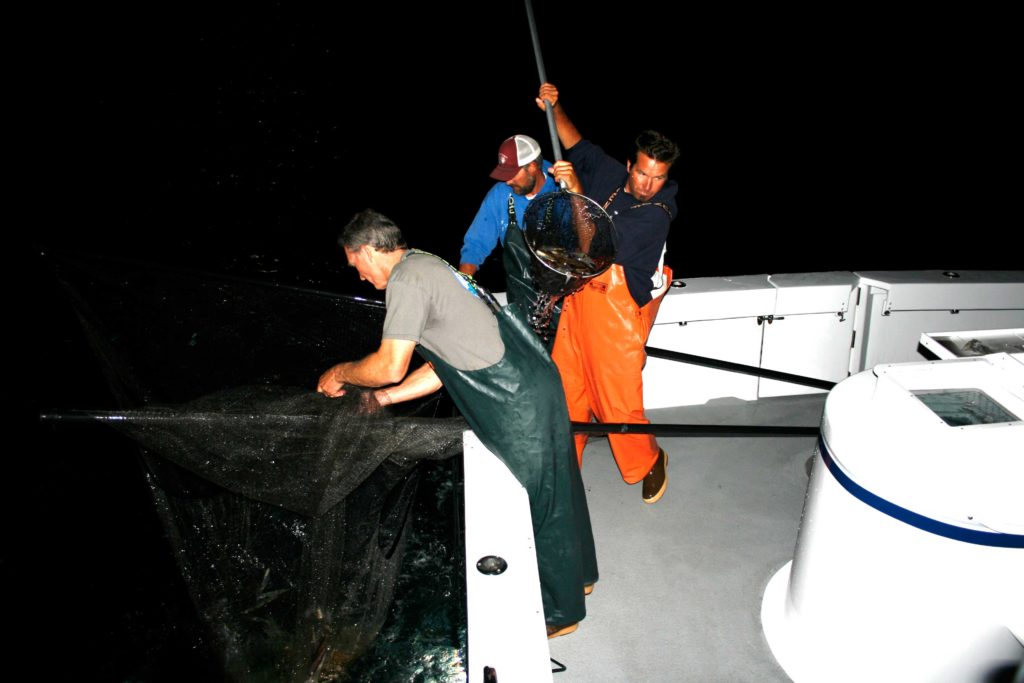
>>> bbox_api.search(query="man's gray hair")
[339,209,408,252]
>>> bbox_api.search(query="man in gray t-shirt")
[318,209,597,638]
[383,250,504,372]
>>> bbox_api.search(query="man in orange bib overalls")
[537,82,680,504]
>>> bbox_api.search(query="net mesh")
[523,190,616,334]
[41,250,468,681]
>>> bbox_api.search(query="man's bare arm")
[374,362,443,406]
[317,338,417,397]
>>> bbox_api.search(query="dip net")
[41,250,469,682]
[522,190,616,339]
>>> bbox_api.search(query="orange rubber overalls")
[551,262,672,483]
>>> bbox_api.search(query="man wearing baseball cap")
[458,135,558,318]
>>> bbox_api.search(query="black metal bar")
[572,422,820,437]
[645,346,837,390]
[39,411,320,424]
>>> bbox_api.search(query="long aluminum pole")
[524,0,563,163]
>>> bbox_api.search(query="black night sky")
[9,3,1019,680]
[21,3,1019,283]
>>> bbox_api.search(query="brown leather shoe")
[642,448,668,504]
[546,622,579,639]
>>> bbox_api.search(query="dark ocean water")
[11,4,1018,680]
[22,238,471,676]
[19,256,468,682]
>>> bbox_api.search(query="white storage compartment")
[645,275,773,408]
[851,270,1024,373]
[759,272,856,397]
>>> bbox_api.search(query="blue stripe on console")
[818,436,1024,548]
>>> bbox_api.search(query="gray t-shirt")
[383,251,505,371]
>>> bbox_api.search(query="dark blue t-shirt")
[566,139,677,307]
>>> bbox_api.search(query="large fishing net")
[40,250,469,682]
[522,190,616,340]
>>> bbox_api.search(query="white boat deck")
[546,394,826,682]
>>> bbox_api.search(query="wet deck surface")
[547,393,827,682]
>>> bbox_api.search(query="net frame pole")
[524,0,563,167]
